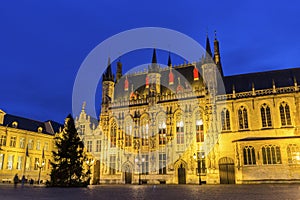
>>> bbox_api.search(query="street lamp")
[193,153,202,185]
[86,159,94,185]
[36,161,45,184]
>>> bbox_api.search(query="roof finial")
[214,30,217,40]
[82,101,86,111]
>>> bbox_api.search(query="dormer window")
[12,121,18,128]
[38,127,43,133]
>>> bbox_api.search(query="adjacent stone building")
[0,110,62,183]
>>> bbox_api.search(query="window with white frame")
[17,156,23,170]
[287,144,300,164]
[159,153,166,174]
[141,118,149,146]
[7,155,14,170]
[19,137,25,149]
[36,140,41,150]
[158,117,167,145]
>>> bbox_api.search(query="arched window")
[158,115,167,145]
[262,145,281,164]
[261,104,272,128]
[125,118,133,147]
[238,106,249,130]
[280,102,292,126]
[243,146,256,165]
[141,117,149,146]
[287,144,300,164]
[110,121,117,148]
[221,108,230,131]
[195,111,204,142]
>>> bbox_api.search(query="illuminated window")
[19,138,25,149]
[0,135,6,146]
[34,158,39,170]
[221,108,230,131]
[96,140,101,152]
[109,155,116,175]
[238,106,249,130]
[196,119,204,143]
[0,154,4,170]
[25,157,31,170]
[141,118,149,146]
[80,124,85,135]
[28,139,34,149]
[141,155,149,175]
[287,144,300,164]
[87,140,92,152]
[44,142,49,151]
[261,104,272,128]
[280,102,292,126]
[10,136,16,147]
[159,153,166,174]
[125,119,132,147]
[176,121,184,144]
[7,155,14,170]
[17,156,23,170]
[243,146,256,165]
[262,145,281,164]
[158,116,167,145]
[110,121,117,148]
[36,140,41,150]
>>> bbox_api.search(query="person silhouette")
[13,174,19,188]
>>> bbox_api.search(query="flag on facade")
[42,148,45,160]
[26,144,29,157]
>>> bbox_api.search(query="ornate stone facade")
[75,35,300,184]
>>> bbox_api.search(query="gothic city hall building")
[75,35,300,184]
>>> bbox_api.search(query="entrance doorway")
[124,165,132,184]
[219,157,235,184]
[178,164,186,184]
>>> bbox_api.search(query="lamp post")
[86,159,94,185]
[193,153,202,185]
[36,161,45,184]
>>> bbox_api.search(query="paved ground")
[0,184,300,200]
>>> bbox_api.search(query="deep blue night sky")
[1,0,300,123]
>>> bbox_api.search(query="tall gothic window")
[280,102,292,126]
[176,121,184,144]
[262,145,281,164]
[141,155,149,175]
[159,153,167,174]
[125,118,133,147]
[238,106,249,130]
[141,117,149,146]
[109,155,116,174]
[110,121,117,148]
[287,144,300,164]
[243,146,256,165]
[221,108,231,131]
[158,115,167,145]
[261,104,272,128]
[196,119,204,142]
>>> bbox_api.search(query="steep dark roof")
[223,67,300,93]
[2,114,63,135]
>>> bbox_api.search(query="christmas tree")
[48,114,87,187]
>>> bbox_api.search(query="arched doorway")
[178,164,186,184]
[219,157,235,184]
[123,164,132,184]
